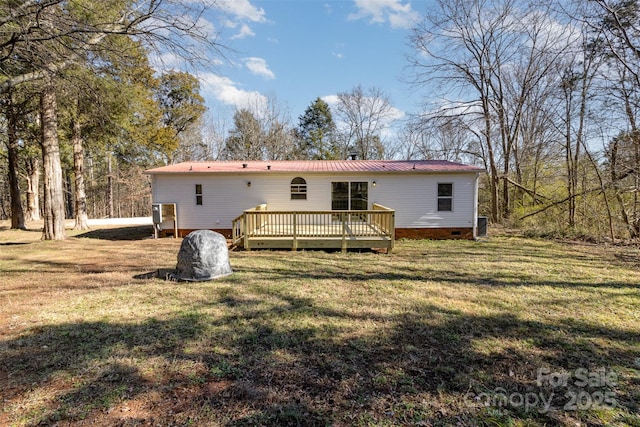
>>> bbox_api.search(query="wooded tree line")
[405,0,640,241]
[218,86,398,162]
[0,0,214,239]
[2,0,640,242]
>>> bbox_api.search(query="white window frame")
[291,177,307,200]
[195,184,203,206]
[437,183,453,212]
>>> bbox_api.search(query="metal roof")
[145,160,484,175]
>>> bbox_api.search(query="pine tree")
[297,97,339,159]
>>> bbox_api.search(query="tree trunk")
[107,152,114,218]
[41,82,66,240]
[482,98,499,223]
[562,77,577,229]
[6,95,26,230]
[25,157,41,221]
[64,171,74,219]
[72,113,89,230]
[565,109,575,228]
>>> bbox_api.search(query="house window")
[331,181,368,212]
[291,177,307,200]
[195,184,203,205]
[438,183,453,211]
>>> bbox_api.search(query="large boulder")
[174,230,232,281]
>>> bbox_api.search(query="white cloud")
[348,0,419,29]
[222,18,237,29]
[216,0,266,23]
[321,95,340,106]
[214,0,266,39]
[244,57,275,80]
[387,105,405,122]
[231,23,255,39]
[199,73,268,110]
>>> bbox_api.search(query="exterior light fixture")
[372,181,377,187]
[247,181,251,187]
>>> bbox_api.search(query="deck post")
[243,213,250,250]
[389,211,395,253]
[292,213,298,251]
[341,212,347,253]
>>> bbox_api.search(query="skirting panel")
[395,227,474,240]
[162,228,233,238]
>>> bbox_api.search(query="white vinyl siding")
[151,172,478,230]
[369,174,476,228]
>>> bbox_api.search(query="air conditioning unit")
[477,216,488,237]
[152,203,163,224]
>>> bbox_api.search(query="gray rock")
[174,230,232,281]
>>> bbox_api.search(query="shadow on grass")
[76,225,154,241]
[0,226,41,233]
[229,261,640,290]
[1,314,205,425]
[1,287,638,426]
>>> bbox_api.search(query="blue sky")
[190,0,431,128]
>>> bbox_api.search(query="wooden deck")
[232,204,395,252]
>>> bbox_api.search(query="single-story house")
[144,160,484,249]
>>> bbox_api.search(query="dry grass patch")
[1,223,639,426]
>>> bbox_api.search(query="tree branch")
[519,187,605,220]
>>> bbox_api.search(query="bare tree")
[408,0,572,222]
[402,115,477,163]
[408,0,514,222]
[333,85,397,160]
[258,95,296,160]
[590,0,640,87]
[0,0,221,94]
[222,95,296,161]
[201,112,230,161]
[585,0,640,239]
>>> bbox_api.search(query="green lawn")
[1,225,639,426]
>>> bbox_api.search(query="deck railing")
[231,203,395,251]
[232,203,267,247]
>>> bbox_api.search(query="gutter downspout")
[473,172,480,240]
